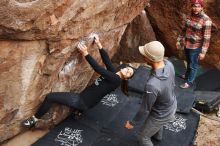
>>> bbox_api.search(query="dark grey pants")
[139,114,175,146]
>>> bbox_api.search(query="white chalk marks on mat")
[101,93,119,107]
[55,127,83,146]
[164,114,187,133]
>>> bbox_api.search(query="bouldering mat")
[194,91,220,112]
[31,117,99,146]
[128,65,151,94]
[195,69,220,91]
[32,75,200,146]
[78,88,129,130]
[100,97,143,144]
[168,57,186,76]
[93,111,200,146]
[175,76,195,114]
[153,111,200,146]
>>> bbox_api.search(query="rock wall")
[146,0,220,69]
[112,10,156,63]
[0,0,149,142]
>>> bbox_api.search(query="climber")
[22,35,134,128]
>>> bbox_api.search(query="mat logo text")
[164,115,187,133]
[55,127,83,146]
[101,93,119,107]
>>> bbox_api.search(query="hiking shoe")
[22,116,37,128]
[180,83,191,89]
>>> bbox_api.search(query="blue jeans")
[184,48,202,85]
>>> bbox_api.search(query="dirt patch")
[194,113,220,146]
[2,130,48,146]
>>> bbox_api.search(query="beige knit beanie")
[139,41,165,62]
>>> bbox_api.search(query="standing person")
[22,36,134,128]
[176,0,212,89]
[125,41,177,146]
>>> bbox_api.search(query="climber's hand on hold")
[77,43,88,56]
[94,35,102,49]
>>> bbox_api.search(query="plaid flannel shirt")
[178,11,212,53]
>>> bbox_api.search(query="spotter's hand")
[125,121,134,129]
[77,43,88,56]
[199,53,206,60]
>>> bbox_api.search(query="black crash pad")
[32,89,134,146]
[195,69,220,91]
[99,97,142,145]
[168,57,186,76]
[128,65,151,94]
[194,91,220,112]
[168,57,207,79]
[94,97,199,146]
[91,133,138,146]
[92,97,142,146]
[32,89,199,146]
[153,111,200,146]
[79,88,129,130]
[93,98,199,146]
[31,117,99,146]
[175,76,195,114]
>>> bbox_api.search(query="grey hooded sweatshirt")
[132,60,177,124]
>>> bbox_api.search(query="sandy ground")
[2,130,48,146]
[194,113,220,146]
[2,112,220,146]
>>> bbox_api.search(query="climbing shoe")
[22,116,38,128]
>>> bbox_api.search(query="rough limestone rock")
[146,0,220,69]
[0,0,149,142]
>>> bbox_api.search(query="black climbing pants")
[35,92,87,118]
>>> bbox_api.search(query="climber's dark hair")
[117,64,136,96]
